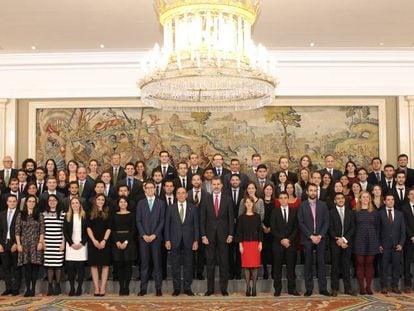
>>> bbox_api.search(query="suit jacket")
[161,194,176,207]
[226,187,244,223]
[117,177,144,202]
[270,207,298,244]
[319,168,342,181]
[153,165,177,181]
[253,178,274,198]
[0,192,21,212]
[136,197,166,240]
[298,199,330,245]
[187,167,204,182]
[301,186,328,202]
[213,167,231,180]
[389,187,409,210]
[103,183,117,201]
[200,192,234,243]
[164,201,199,249]
[368,171,385,185]
[381,178,396,195]
[0,169,18,189]
[245,167,258,183]
[223,172,249,192]
[402,202,414,241]
[188,188,210,208]
[173,176,193,191]
[110,166,126,186]
[0,208,19,247]
[63,215,88,246]
[78,179,95,201]
[328,206,355,246]
[379,207,406,248]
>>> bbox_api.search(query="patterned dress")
[15,213,45,266]
[43,211,65,267]
[353,209,380,256]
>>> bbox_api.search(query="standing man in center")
[298,183,331,296]
[200,176,234,296]
[136,181,166,296]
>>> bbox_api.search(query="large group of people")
[0,151,414,298]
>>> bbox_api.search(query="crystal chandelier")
[138,0,277,112]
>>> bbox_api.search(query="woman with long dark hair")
[238,182,264,222]
[15,194,44,297]
[45,158,58,178]
[262,183,275,280]
[134,160,148,182]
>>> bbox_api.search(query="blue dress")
[353,209,380,256]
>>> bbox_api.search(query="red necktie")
[214,195,219,217]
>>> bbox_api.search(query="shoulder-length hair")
[46,194,62,219]
[262,183,275,200]
[45,158,58,177]
[298,167,311,189]
[66,197,86,222]
[285,181,296,198]
[243,195,255,214]
[244,181,258,198]
[21,194,40,221]
[355,190,375,213]
[90,194,109,220]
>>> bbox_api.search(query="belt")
[116,230,129,234]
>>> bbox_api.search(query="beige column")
[0,99,17,168]
[398,96,414,167]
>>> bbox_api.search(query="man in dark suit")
[223,159,249,192]
[211,153,230,179]
[0,195,20,296]
[0,156,18,192]
[0,179,21,211]
[271,191,299,296]
[381,164,396,194]
[200,176,234,296]
[402,188,414,293]
[16,169,28,197]
[319,154,342,181]
[136,180,166,296]
[187,153,204,182]
[227,174,244,280]
[152,150,177,181]
[174,162,192,191]
[162,180,176,207]
[329,192,356,296]
[273,156,298,184]
[379,194,405,294]
[397,154,414,188]
[165,187,199,296]
[298,183,330,296]
[61,182,86,212]
[152,169,165,198]
[357,168,373,192]
[77,167,95,202]
[368,157,384,185]
[117,162,144,203]
[38,176,65,212]
[21,158,37,183]
[302,171,327,202]
[188,174,210,280]
[255,164,273,199]
[100,171,117,201]
[109,153,126,187]
[390,171,409,210]
[35,167,47,197]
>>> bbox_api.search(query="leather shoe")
[304,290,312,296]
[184,290,195,296]
[274,291,281,297]
[1,290,12,296]
[156,290,162,297]
[11,291,19,296]
[172,290,180,296]
[404,287,412,294]
[288,290,300,296]
[392,288,401,294]
[320,290,331,296]
[331,290,338,297]
[204,291,214,296]
[221,290,229,296]
[137,290,147,296]
[344,290,357,296]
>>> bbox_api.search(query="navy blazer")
[136,197,166,240]
[164,201,199,249]
[298,199,330,244]
[379,207,406,248]
[368,171,385,185]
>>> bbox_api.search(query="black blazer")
[328,207,355,246]
[298,199,330,245]
[0,169,18,189]
[402,202,414,242]
[200,192,234,243]
[164,201,199,249]
[225,187,244,223]
[368,171,385,185]
[270,207,298,244]
[213,167,231,179]
[187,188,210,208]
[389,187,409,210]
[0,192,22,212]
[381,179,396,195]
[379,208,406,248]
[187,167,204,182]
[153,165,177,181]
[117,177,144,202]
[0,208,19,247]
[173,177,193,191]
[78,179,96,201]
[223,172,249,193]
[63,215,88,246]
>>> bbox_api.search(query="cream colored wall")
[16,97,400,168]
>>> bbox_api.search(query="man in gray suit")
[165,187,199,296]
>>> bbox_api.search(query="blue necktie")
[148,198,154,212]
[128,178,133,189]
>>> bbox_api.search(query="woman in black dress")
[236,196,263,297]
[354,191,380,295]
[261,183,274,280]
[111,196,137,295]
[87,194,111,296]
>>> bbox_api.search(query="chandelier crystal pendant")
[138,0,278,112]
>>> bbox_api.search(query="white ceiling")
[0,0,413,52]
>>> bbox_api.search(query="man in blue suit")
[165,187,199,296]
[379,193,405,294]
[136,180,166,296]
[298,183,331,296]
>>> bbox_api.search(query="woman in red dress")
[236,196,263,297]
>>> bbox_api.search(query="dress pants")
[139,239,162,291]
[404,241,414,287]
[228,241,241,278]
[330,244,352,291]
[303,240,327,292]
[193,242,205,277]
[381,247,402,288]
[0,242,20,292]
[273,242,296,293]
[205,232,229,292]
[170,240,193,291]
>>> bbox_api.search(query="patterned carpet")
[1,293,414,311]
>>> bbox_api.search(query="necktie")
[156,185,160,196]
[149,198,154,212]
[182,178,186,189]
[310,203,316,232]
[162,166,167,177]
[376,172,381,182]
[233,189,237,204]
[38,182,43,193]
[387,181,391,189]
[194,190,199,205]
[128,178,132,190]
[179,203,184,223]
[388,209,393,224]
[338,207,345,236]
[113,168,118,185]
[399,188,404,201]
[260,181,264,190]
[20,183,24,193]
[79,181,84,196]
[217,169,221,176]
[283,208,287,223]
[168,197,172,206]
[214,195,219,217]
[4,170,10,186]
